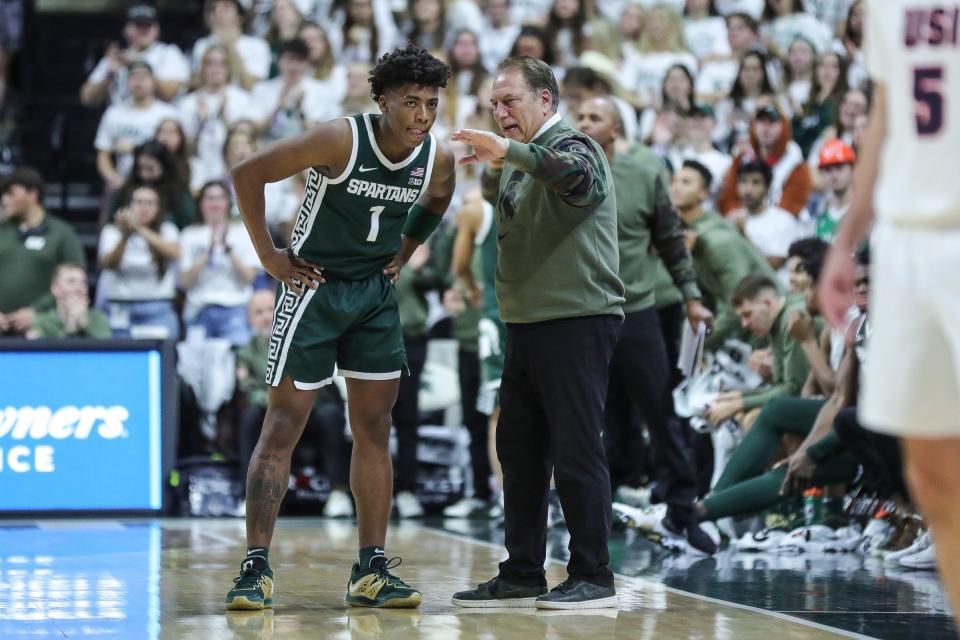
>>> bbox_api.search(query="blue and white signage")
[0,350,163,510]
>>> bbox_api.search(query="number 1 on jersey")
[366,206,385,242]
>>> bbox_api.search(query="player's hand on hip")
[383,254,407,284]
[450,129,509,166]
[818,245,856,329]
[262,247,325,296]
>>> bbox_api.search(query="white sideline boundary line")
[422,525,877,640]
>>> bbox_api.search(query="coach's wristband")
[402,203,442,244]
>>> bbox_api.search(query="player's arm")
[819,83,886,326]
[231,119,352,295]
[384,142,457,282]
[451,191,484,302]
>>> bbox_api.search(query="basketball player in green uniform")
[225,45,456,611]
[450,185,505,513]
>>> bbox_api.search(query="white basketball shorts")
[861,222,960,437]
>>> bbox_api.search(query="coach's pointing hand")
[451,129,509,166]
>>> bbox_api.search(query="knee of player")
[349,412,393,445]
[261,410,309,450]
[904,442,960,509]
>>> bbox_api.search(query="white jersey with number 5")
[865,0,960,226]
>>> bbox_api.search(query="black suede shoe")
[662,513,719,556]
[451,576,546,608]
[534,577,617,610]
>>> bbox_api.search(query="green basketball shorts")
[265,273,407,389]
[476,314,505,415]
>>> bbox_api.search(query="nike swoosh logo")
[359,165,377,172]
[498,232,508,240]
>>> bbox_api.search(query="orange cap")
[819,139,856,168]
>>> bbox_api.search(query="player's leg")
[227,282,336,611]
[246,378,318,546]
[338,274,421,608]
[227,377,317,611]
[902,437,960,623]
[346,377,400,551]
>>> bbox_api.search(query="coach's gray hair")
[496,56,560,110]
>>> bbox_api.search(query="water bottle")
[803,487,825,526]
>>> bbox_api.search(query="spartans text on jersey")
[346,178,421,203]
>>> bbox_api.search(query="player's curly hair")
[369,43,452,100]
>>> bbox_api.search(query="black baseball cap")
[127,3,158,24]
[755,104,782,122]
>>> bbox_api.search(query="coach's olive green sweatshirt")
[490,116,625,324]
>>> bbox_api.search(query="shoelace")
[233,565,265,590]
[370,556,406,586]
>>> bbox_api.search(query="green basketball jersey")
[290,113,437,280]
[475,199,499,320]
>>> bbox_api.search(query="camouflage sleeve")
[649,174,700,301]
[504,136,609,209]
[480,165,502,205]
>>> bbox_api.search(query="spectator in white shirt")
[298,20,347,105]
[179,180,261,346]
[839,0,865,89]
[179,44,253,191]
[618,4,698,109]
[617,2,645,64]
[247,38,331,143]
[696,11,771,103]
[405,0,448,51]
[802,0,853,37]
[715,0,764,18]
[759,0,832,60]
[668,102,732,198]
[98,184,181,339]
[683,0,732,63]
[94,61,179,193]
[640,63,695,148]
[712,49,778,150]
[479,0,521,71]
[265,0,307,77]
[782,35,815,115]
[339,0,399,65]
[438,29,488,140]
[191,0,271,91]
[80,3,189,107]
[733,159,804,270]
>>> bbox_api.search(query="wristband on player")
[402,203,442,244]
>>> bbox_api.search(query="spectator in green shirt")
[668,160,779,350]
[27,263,111,339]
[0,167,86,335]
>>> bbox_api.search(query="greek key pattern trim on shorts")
[265,284,306,385]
